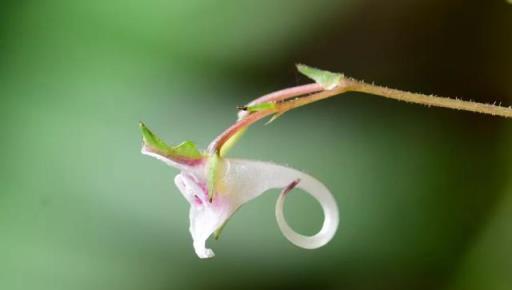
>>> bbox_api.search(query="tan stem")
[349,79,512,118]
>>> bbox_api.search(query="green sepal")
[140,122,203,160]
[172,141,203,159]
[297,64,344,90]
[213,207,240,240]
[207,153,220,201]
[219,127,247,157]
[213,220,227,240]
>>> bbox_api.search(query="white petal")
[174,170,238,259]
[188,196,236,258]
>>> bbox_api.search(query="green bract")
[297,64,344,90]
[245,102,276,112]
[139,122,203,160]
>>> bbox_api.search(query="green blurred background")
[1,0,511,289]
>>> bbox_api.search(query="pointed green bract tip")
[139,122,203,160]
[265,112,283,125]
[297,64,343,90]
[140,121,167,152]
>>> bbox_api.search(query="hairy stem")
[349,79,512,118]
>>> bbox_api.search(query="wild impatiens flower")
[140,122,339,259]
[140,65,512,259]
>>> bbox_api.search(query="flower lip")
[174,172,209,205]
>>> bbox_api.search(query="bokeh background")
[1,0,511,289]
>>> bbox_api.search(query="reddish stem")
[210,83,324,154]
[208,109,274,153]
[247,83,323,105]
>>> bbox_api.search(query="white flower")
[140,123,339,259]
